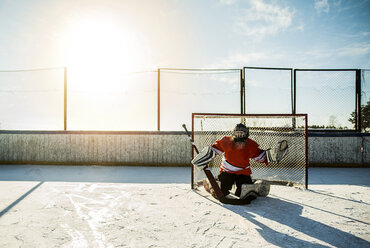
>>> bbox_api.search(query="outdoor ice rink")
[0,165,369,248]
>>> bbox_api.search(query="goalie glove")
[191,146,216,169]
[266,140,288,163]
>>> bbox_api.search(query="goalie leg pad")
[240,180,270,199]
[202,179,220,199]
[191,146,216,168]
[240,184,258,199]
[254,180,270,197]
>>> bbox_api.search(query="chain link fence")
[0,67,368,132]
[159,69,241,131]
[67,69,157,131]
[0,68,65,130]
[244,67,292,114]
[295,69,357,130]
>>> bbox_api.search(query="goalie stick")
[182,124,251,205]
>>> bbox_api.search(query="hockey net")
[191,113,308,189]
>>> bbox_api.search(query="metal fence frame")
[243,66,294,114]
[0,67,368,132]
[293,69,361,131]
[157,68,243,131]
[242,67,365,132]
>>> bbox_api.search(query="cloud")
[307,42,370,59]
[336,42,370,57]
[214,52,270,68]
[314,0,330,13]
[219,0,237,5]
[235,0,294,36]
[216,41,370,69]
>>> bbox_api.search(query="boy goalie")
[192,123,288,202]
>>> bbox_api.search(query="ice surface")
[0,165,369,247]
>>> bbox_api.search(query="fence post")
[64,67,67,131]
[292,69,297,129]
[157,68,161,131]
[240,68,245,114]
[292,69,296,115]
[356,69,362,132]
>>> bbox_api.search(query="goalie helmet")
[233,123,249,143]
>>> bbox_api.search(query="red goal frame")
[191,113,308,189]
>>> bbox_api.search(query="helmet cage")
[232,123,249,143]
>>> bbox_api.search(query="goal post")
[191,113,308,189]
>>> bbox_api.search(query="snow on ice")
[0,165,369,247]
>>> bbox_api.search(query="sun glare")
[60,16,157,130]
[64,17,143,92]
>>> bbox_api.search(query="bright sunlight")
[59,15,157,130]
[63,16,145,92]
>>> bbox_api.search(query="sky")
[0,0,369,70]
[0,0,369,130]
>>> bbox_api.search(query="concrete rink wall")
[0,131,369,166]
[308,133,370,165]
[0,131,191,166]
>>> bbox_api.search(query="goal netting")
[191,113,308,189]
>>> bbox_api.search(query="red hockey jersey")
[211,136,267,176]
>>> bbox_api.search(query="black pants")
[218,172,253,197]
